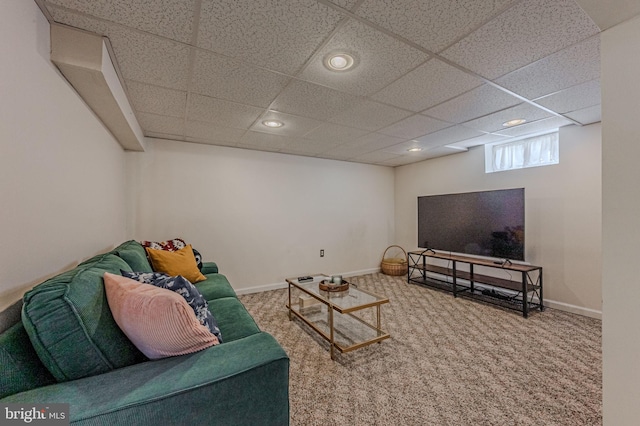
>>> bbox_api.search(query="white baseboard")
[234,267,381,295]
[235,281,288,295]
[543,299,602,319]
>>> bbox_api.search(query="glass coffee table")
[286,274,390,360]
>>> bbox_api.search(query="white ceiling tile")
[249,111,323,136]
[382,139,428,154]
[327,99,413,131]
[126,80,187,118]
[185,121,246,143]
[347,132,406,151]
[449,133,510,148]
[48,7,192,90]
[423,84,521,123]
[351,150,403,163]
[463,103,553,133]
[138,113,184,136]
[441,0,600,79]
[385,145,468,163]
[284,138,342,155]
[112,38,191,91]
[419,146,469,160]
[356,0,517,52]
[303,123,369,143]
[496,36,600,99]
[414,125,484,147]
[238,131,299,152]
[299,18,429,96]
[46,0,197,43]
[319,144,374,159]
[372,58,483,111]
[191,49,291,107]
[187,94,264,129]
[534,80,601,114]
[564,105,602,125]
[493,116,574,137]
[197,0,343,74]
[270,80,361,121]
[379,154,437,166]
[377,114,450,139]
[375,157,412,167]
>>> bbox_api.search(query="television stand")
[407,251,543,318]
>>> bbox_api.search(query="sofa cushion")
[0,333,290,426]
[103,273,219,359]
[22,254,146,382]
[113,240,153,272]
[0,323,56,399]
[200,261,219,275]
[77,252,114,267]
[207,297,260,342]
[121,271,222,343]
[197,273,237,301]
[146,245,206,283]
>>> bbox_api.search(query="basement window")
[485,131,559,173]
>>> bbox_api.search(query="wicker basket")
[380,245,408,276]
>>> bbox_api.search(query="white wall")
[601,15,640,425]
[127,139,395,292]
[394,123,602,317]
[0,0,128,311]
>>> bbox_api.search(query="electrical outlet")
[320,249,324,257]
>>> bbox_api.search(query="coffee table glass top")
[288,275,388,313]
[286,274,390,358]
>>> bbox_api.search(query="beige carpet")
[239,273,601,425]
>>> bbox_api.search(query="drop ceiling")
[36,0,602,167]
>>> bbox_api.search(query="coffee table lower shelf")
[287,304,389,358]
[286,274,390,360]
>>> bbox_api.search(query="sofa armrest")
[2,332,289,425]
[201,261,218,274]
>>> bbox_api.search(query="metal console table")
[407,250,543,318]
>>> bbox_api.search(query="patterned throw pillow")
[121,270,223,343]
[140,238,203,271]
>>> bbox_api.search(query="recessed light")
[324,52,356,72]
[262,120,284,128]
[503,118,527,127]
[407,147,423,152]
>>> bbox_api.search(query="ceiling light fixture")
[324,52,356,72]
[407,147,423,152]
[503,118,527,127]
[262,120,284,128]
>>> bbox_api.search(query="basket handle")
[382,245,407,262]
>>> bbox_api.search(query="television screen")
[417,188,525,261]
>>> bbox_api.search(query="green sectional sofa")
[0,241,289,425]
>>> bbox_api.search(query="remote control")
[298,276,313,283]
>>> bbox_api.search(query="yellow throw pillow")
[146,244,206,283]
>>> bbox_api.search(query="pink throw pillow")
[103,272,219,359]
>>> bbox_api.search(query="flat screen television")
[417,188,525,261]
